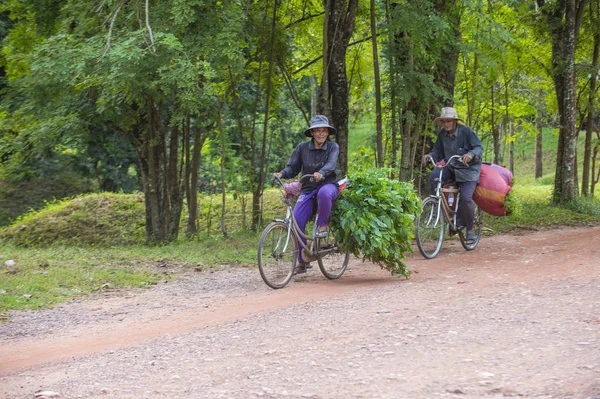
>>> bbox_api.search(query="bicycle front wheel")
[258,221,297,289]
[416,197,445,259]
[316,234,350,279]
[459,203,483,251]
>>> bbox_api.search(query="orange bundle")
[473,163,513,216]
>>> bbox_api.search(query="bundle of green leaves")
[330,169,421,277]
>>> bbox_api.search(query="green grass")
[0,189,289,314]
[0,230,262,313]
[485,183,600,234]
[0,246,163,312]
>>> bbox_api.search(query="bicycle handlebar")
[427,154,465,168]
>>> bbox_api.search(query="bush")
[0,193,146,247]
[331,169,421,277]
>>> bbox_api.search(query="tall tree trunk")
[399,106,413,181]
[508,122,514,173]
[592,143,599,196]
[538,0,588,203]
[310,74,318,117]
[321,0,359,176]
[319,0,331,118]
[434,0,461,103]
[218,103,229,238]
[582,16,599,196]
[252,0,279,230]
[186,123,206,235]
[130,97,185,244]
[535,122,543,179]
[491,84,501,164]
[385,0,398,178]
[167,124,183,241]
[370,0,384,167]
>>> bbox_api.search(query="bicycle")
[416,154,484,259]
[258,174,351,289]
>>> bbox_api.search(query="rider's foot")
[315,225,329,238]
[465,231,476,245]
[293,262,312,275]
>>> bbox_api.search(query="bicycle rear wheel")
[316,234,350,279]
[258,221,297,289]
[459,204,483,251]
[416,197,445,259]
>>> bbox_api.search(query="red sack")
[473,163,513,216]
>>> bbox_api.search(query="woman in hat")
[273,115,339,274]
[423,107,484,245]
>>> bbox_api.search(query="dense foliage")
[0,0,599,237]
[331,169,421,277]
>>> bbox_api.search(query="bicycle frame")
[416,153,483,259]
[258,175,351,288]
[272,174,326,260]
[427,154,463,230]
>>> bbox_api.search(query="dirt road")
[1,226,600,399]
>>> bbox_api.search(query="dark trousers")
[428,168,477,231]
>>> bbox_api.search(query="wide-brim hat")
[433,107,464,126]
[304,115,336,137]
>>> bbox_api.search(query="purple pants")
[294,183,339,263]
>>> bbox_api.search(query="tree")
[370,0,384,166]
[581,0,600,196]
[536,0,589,203]
[0,0,247,243]
[320,0,360,176]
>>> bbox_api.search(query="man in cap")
[423,107,484,244]
[274,115,340,274]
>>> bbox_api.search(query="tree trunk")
[321,0,359,176]
[370,0,384,167]
[535,123,543,179]
[592,144,599,196]
[539,0,588,203]
[218,103,228,238]
[129,97,185,244]
[186,123,206,235]
[385,0,398,178]
[252,0,279,231]
[491,84,501,164]
[319,0,331,118]
[508,122,514,173]
[310,74,318,117]
[433,0,461,103]
[582,23,599,196]
[167,124,183,240]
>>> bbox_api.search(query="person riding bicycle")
[423,107,484,245]
[273,115,339,274]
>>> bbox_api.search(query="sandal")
[315,228,329,238]
[465,232,476,245]
[293,262,312,275]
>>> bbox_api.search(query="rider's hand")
[462,154,472,165]
[273,172,283,179]
[422,154,431,165]
[313,172,323,182]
